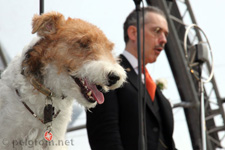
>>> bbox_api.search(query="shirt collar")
[122,50,138,74]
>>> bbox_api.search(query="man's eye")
[154,27,161,34]
[153,27,168,38]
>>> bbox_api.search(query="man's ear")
[32,11,65,37]
[127,25,137,42]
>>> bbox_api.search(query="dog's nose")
[108,72,120,86]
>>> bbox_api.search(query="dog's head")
[21,12,126,108]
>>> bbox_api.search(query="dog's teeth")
[81,81,85,84]
[87,91,92,96]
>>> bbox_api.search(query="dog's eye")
[79,42,89,49]
[67,68,71,72]
[78,39,90,49]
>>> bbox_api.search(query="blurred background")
[1,0,225,149]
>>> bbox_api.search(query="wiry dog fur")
[0,12,126,150]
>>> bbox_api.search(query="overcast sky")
[0,0,225,149]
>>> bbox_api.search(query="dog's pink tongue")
[85,80,104,104]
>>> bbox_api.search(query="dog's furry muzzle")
[70,60,126,106]
[73,77,104,104]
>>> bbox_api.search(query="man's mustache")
[154,44,164,50]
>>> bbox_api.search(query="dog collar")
[15,89,61,142]
[15,89,61,125]
[29,77,54,98]
[23,73,66,100]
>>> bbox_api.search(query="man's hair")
[123,6,166,44]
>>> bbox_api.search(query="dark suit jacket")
[86,55,176,150]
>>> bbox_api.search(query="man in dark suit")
[86,6,177,150]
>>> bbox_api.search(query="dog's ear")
[32,12,65,37]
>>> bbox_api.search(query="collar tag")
[44,130,53,141]
[44,104,54,124]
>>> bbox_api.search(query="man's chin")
[146,58,157,64]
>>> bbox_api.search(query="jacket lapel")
[120,55,158,118]
[120,55,173,122]
[145,90,160,121]
[119,55,138,90]
[120,54,173,135]
[156,88,174,135]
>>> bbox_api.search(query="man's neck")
[125,44,138,59]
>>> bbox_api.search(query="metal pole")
[200,80,207,150]
[40,0,44,15]
[0,46,7,68]
[133,0,147,149]
[137,7,146,150]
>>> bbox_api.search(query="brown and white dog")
[0,12,126,150]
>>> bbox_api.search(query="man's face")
[141,12,169,64]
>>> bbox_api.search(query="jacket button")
[153,127,158,132]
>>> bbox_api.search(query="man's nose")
[159,33,167,44]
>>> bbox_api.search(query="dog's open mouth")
[72,77,104,104]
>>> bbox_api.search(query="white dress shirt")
[122,50,145,82]
[122,50,139,74]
